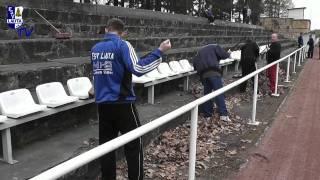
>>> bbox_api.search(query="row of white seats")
[226,44,269,62]
[0,77,93,119]
[0,115,7,123]
[0,45,270,120]
[132,57,243,84]
[135,44,270,84]
[132,59,195,84]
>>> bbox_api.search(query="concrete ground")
[232,47,320,180]
[0,123,98,180]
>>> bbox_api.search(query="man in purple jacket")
[193,44,231,122]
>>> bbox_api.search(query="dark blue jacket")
[308,37,314,48]
[298,35,304,48]
[193,44,230,76]
[91,33,163,103]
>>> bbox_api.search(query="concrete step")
[0,35,270,65]
[0,40,296,94]
[0,5,268,36]
[0,21,269,40]
[0,0,266,31]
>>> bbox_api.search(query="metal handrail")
[31,45,308,180]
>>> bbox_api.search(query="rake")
[34,10,71,39]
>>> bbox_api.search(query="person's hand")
[159,39,171,53]
[88,87,95,98]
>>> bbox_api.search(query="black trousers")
[239,62,256,92]
[98,103,143,180]
[308,47,314,58]
[208,15,215,23]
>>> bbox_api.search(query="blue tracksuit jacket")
[91,33,163,103]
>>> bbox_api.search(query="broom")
[34,10,72,39]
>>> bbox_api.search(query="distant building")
[287,7,306,20]
[260,7,311,39]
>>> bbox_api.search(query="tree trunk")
[129,0,135,8]
[155,0,161,11]
[145,0,152,9]
[114,0,118,6]
[120,0,125,7]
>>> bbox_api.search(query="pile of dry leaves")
[115,67,288,179]
[116,95,247,180]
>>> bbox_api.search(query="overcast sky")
[292,0,320,30]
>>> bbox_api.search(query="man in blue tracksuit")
[193,44,231,122]
[91,18,171,180]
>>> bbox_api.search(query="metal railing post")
[302,48,304,62]
[272,63,280,97]
[188,106,198,180]
[298,49,302,67]
[302,47,306,62]
[248,74,260,125]
[293,52,297,73]
[285,56,291,82]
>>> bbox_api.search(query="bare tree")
[264,0,294,17]
[279,0,294,17]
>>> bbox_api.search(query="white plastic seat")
[227,58,234,63]
[0,115,8,123]
[132,75,154,84]
[36,82,79,108]
[157,62,177,76]
[0,89,47,118]
[220,59,226,64]
[259,45,268,54]
[220,59,233,66]
[67,77,93,99]
[145,69,167,79]
[230,51,241,60]
[179,59,194,72]
[169,61,187,74]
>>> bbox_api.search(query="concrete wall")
[260,17,311,39]
[0,0,264,30]
[292,20,311,35]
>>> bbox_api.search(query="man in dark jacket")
[91,18,171,180]
[307,35,314,58]
[204,5,215,25]
[239,39,260,92]
[266,33,281,96]
[193,44,231,122]
[298,32,304,48]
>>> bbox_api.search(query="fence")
[31,45,308,180]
